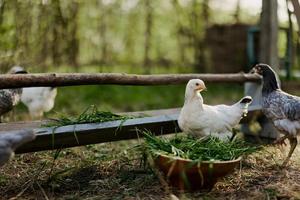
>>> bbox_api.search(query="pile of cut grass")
[44,105,134,127]
[143,132,260,161]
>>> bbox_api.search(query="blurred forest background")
[1,0,299,74]
[0,0,300,118]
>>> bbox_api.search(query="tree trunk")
[124,10,138,65]
[234,0,241,23]
[13,0,32,64]
[0,0,5,26]
[291,0,300,31]
[259,0,279,71]
[51,0,65,66]
[143,0,153,74]
[67,1,79,70]
[285,0,293,79]
[192,0,209,72]
[290,0,300,69]
[97,0,110,66]
[172,0,186,65]
[37,3,50,70]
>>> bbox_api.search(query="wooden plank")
[291,0,300,32]
[0,121,44,132]
[120,108,181,117]
[0,73,261,89]
[0,105,262,154]
[0,106,260,132]
[14,114,180,154]
[0,108,181,132]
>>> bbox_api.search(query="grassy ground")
[1,139,300,199]
[2,65,300,199]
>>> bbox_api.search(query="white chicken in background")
[178,79,253,141]
[21,87,57,119]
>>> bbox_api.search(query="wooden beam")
[14,114,180,153]
[0,105,262,154]
[0,106,260,132]
[0,108,181,132]
[0,73,261,89]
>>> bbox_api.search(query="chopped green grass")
[44,105,134,127]
[142,132,260,161]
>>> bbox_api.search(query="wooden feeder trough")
[155,153,241,191]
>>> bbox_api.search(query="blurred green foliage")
[3,0,294,72]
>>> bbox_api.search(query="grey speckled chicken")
[252,64,300,166]
[0,130,35,166]
[0,66,27,121]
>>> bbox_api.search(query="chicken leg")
[282,137,297,167]
[274,134,289,146]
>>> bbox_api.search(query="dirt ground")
[1,139,300,200]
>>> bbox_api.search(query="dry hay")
[0,140,300,200]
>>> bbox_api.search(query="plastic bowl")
[154,153,241,191]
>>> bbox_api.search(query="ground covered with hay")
[1,81,300,199]
[1,138,300,200]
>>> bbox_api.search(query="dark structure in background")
[205,24,250,73]
[206,23,292,77]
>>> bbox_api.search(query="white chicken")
[21,87,57,119]
[178,79,252,141]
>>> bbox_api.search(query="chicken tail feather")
[238,96,252,117]
[239,96,253,105]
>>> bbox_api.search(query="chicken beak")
[196,85,207,92]
[250,66,263,75]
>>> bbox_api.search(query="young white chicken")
[21,87,57,119]
[178,79,252,141]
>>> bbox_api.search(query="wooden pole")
[0,73,261,89]
[259,0,279,71]
[291,0,300,31]
[259,0,279,140]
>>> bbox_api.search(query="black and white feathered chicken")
[252,64,300,166]
[0,66,27,121]
[0,130,35,166]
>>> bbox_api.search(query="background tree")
[66,0,80,69]
[143,0,153,74]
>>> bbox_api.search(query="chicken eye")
[195,83,199,86]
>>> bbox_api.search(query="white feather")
[274,119,300,136]
[21,87,57,118]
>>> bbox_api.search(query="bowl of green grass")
[142,132,259,191]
